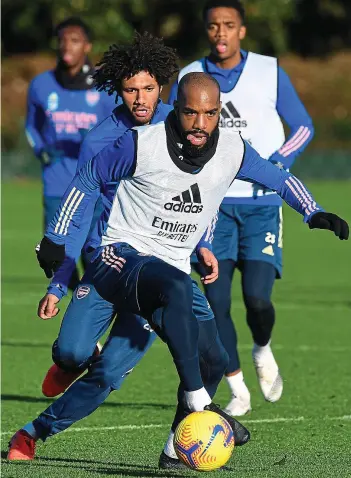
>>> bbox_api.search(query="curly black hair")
[93,32,179,97]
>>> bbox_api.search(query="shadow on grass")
[1,394,173,410]
[1,452,197,477]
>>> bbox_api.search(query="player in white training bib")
[9,72,348,464]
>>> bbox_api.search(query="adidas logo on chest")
[220,101,247,129]
[164,183,203,214]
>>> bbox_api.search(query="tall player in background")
[169,0,315,415]
[26,17,116,288]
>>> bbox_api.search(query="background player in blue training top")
[36,32,180,403]
[26,17,116,288]
[169,0,315,415]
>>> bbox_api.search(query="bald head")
[173,72,221,154]
[178,72,220,104]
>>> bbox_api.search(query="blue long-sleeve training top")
[25,70,117,197]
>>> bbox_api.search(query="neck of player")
[67,60,86,77]
[209,49,242,70]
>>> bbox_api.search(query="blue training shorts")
[195,204,283,278]
[89,243,214,322]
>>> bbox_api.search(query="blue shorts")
[90,243,214,321]
[195,204,283,278]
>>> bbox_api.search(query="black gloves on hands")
[308,212,349,240]
[36,236,65,278]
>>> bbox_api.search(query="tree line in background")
[2,0,351,59]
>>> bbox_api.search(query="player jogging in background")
[169,0,315,415]
[8,72,348,465]
[26,16,116,288]
[37,32,180,401]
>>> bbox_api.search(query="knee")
[244,296,272,313]
[94,357,128,390]
[200,337,229,381]
[162,269,193,305]
[52,339,92,372]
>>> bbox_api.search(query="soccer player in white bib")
[168,0,316,415]
[8,72,348,463]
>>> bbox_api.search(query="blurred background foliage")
[1,0,351,177]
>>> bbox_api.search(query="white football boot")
[224,394,251,417]
[224,372,252,416]
[252,342,283,402]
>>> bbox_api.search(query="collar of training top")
[165,110,219,174]
[54,60,95,91]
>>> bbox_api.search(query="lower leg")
[25,344,133,442]
[202,260,250,409]
[138,263,206,401]
[242,260,283,402]
[202,260,240,375]
[241,260,276,346]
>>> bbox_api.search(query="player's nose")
[193,114,207,131]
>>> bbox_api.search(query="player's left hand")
[308,212,349,240]
[198,247,219,284]
[37,293,60,320]
[35,236,65,278]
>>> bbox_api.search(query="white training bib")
[101,123,244,273]
[179,52,285,198]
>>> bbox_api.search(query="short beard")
[131,97,159,126]
[181,126,218,158]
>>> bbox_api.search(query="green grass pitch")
[1,180,351,477]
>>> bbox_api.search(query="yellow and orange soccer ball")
[174,410,235,472]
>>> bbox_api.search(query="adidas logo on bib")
[164,183,203,214]
[220,101,247,129]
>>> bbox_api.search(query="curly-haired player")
[94,31,179,106]
[9,33,249,470]
[34,30,179,399]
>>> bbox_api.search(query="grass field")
[1,180,351,477]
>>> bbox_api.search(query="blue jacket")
[26,70,117,197]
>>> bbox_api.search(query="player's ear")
[239,25,246,41]
[159,85,163,94]
[84,42,92,55]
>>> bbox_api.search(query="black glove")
[35,236,65,278]
[308,212,349,240]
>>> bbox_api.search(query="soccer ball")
[174,410,235,471]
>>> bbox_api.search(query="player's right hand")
[308,212,349,240]
[36,236,65,278]
[38,293,60,320]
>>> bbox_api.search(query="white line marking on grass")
[2,415,350,436]
[243,417,305,424]
[2,339,351,353]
